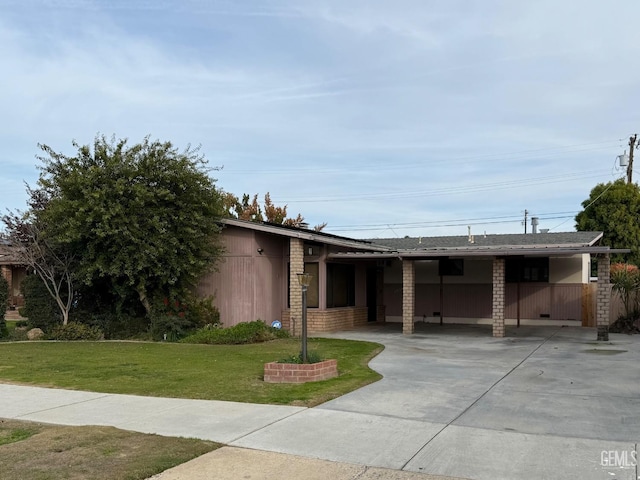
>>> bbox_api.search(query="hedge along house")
[197,220,624,341]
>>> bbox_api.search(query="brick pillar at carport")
[402,259,415,335]
[596,254,611,341]
[289,238,304,337]
[492,258,506,338]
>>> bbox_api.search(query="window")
[305,262,319,308]
[326,263,355,308]
[506,257,549,283]
[286,262,319,308]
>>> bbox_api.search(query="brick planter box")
[263,359,338,384]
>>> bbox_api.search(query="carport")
[329,243,628,342]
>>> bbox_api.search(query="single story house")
[0,240,27,309]
[197,219,624,340]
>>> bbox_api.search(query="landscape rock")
[27,328,44,340]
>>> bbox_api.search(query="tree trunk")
[137,287,152,317]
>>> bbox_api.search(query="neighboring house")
[198,219,622,339]
[0,240,27,309]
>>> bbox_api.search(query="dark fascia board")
[327,246,629,260]
[221,218,393,252]
[367,231,605,250]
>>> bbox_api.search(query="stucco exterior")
[196,221,617,340]
[383,255,590,325]
[198,221,377,331]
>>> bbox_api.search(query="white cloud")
[1,0,638,236]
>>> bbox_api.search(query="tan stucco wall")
[549,254,588,284]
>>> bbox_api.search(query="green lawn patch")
[0,338,383,406]
[5,321,16,334]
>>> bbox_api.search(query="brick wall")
[1,266,12,291]
[596,254,610,341]
[264,359,338,383]
[281,307,368,333]
[402,259,415,334]
[492,258,505,338]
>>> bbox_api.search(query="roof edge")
[221,218,393,252]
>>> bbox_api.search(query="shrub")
[278,351,324,364]
[21,275,60,332]
[84,312,149,340]
[48,322,104,341]
[8,327,28,342]
[150,295,222,341]
[0,275,8,338]
[150,312,194,342]
[181,320,289,345]
[185,296,221,329]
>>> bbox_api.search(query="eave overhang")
[327,246,629,260]
[221,218,394,253]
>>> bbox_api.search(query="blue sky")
[1,0,638,238]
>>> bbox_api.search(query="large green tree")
[575,179,640,265]
[33,135,224,317]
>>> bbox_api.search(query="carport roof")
[328,231,630,259]
[367,231,604,250]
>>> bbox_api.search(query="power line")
[278,170,611,203]
[328,211,579,233]
[329,215,577,233]
[328,210,579,229]
[219,140,621,175]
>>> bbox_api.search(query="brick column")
[402,259,415,335]
[492,258,505,338]
[596,254,611,341]
[289,238,304,337]
[1,266,11,286]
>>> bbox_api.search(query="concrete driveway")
[233,324,640,480]
[1,325,638,479]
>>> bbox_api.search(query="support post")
[289,239,304,337]
[596,254,611,341]
[402,259,415,335]
[492,258,506,338]
[439,274,444,326]
[301,283,308,362]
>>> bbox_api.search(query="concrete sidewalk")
[1,325,639,480]
[150,446,466,480]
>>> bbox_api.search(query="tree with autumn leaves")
[222,192,326,231]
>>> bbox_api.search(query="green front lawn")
[0,338,383,406]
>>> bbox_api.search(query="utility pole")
[628,134,637,184]
[523,209,528,234]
